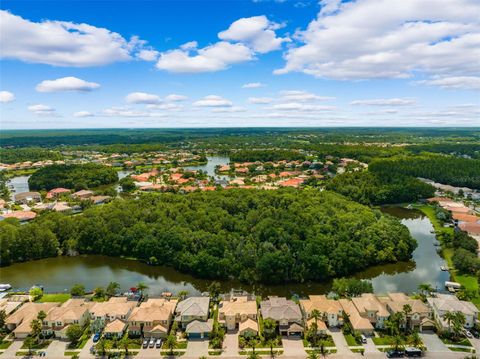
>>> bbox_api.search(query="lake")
[184,156,230,180]
[0,206,450,297]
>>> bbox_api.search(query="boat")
[0,284,12,291]
[440,266,449,271]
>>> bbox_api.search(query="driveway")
[222,331,239,357]
[1,340,23,359]
[281,336,306,357]
[78,336,94,358]
[420,331,449,353]
[364,337,380,353]
[328,328,351,355]
[45,339,68,358]
[184,338,209,358]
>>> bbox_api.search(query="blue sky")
[0,0,479,129]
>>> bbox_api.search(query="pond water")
[7,175,30,199]
[0,207,449,297]
[184,156,230,180]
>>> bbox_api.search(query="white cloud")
[276,0,480,82]
[0,10,153,67]
[242,82,265,88]
[280,90,334,102]
[36,77,100,93]
[165,94,188,102]
[125,92,162,104]
[218,15,289,53]
[0,91,15,103]
[350,98,416,106]
[28,104,56,115]
[248,97,274,104]
[416,76,480,90]
[73,111,94,117]
[156,41,253,73]
[146,103,183,111]
[101,106,166,118]
[212,106,247,113]
[137,49,159,61]
[193,95,233,107]
[268,102,336,111]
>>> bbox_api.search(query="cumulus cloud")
[0,10,153,67]
[156,41,253,73]
[248,97,274,104]
[242,82,265,88]
[73,111,94,117]
[218,15,289,53]
[276,0,480,83]
[350,98,416,106]
[146,103,183,111]
[101,106,166,118]
[136,49,159,61]
[193,95,233,107]
[165,94,188,102]
[36,77,100,93]
[212,106,247,113]
[125,92,162,104]
[268,102,336,111]
[416,76,480,90]
[280,90,334,102]
[28,104,56,116]
[0,91,15,103]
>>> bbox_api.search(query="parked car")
[361,334,367,344]
[156,339,162,348]
[404,347,422,357]
[149,338,155,348]
[465,330,473,338]
[93,332,101,343]
[142,339,149,349]
[386,350,404,358]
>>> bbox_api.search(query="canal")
[0,206,449,297]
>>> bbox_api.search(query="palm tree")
[452,311,466,341]
[166,333,177,355]
[24,337,35,356]
[37,310,47,343]
[119,336,130,358]
[266,338,276,358]
[443,312,456,333]
[96,338,108,358]
[137,282,148,299]
[318,339,327,357]
[177,290,189,299]
[418,283,433,295]
[391,334,404,352]
[106,281,120,297]
[248,337,259,355]
[263,318,277,340]
[30,318,42,342]
[247,353,260,359]
[311,309,321,326]
[402,304,412,332]
[307,351,319,359]
[409,331,422,348]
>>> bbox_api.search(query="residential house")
[104,319,128,339]
[46,188,71,199]
[0,299,24,315]
[6,302,59,338]
[42,299,91,339]
[339,299,374,335]
[260,296,304,336]
[381,293,435,332]
[427,294,479,331]
[351,293,390,329]
[14,192,41,204]
[89,297,136,329]
[128,298,177,338]
[219,295,258,332]
[300,295,343,328]
[175,296,210,330]
[185,319,214,339]
[2,211,37,221]
[73,190,94,199]
[239,318,259,337]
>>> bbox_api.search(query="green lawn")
[38,293,72,303]
[372,337,394,345]
[0,341,13,349]
[441,337,472,347]
[344,334,360,346]
[21,340,51,349]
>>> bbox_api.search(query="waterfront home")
[90,297,136,324]
[104,319,128,338]
[185,319,214,339]
[339,299,374,335]
[260,296,304,336]
[427,294,479,331]
[6,302,60,338]
[351,293,390,330]
[14,191,41,204]
[0,299,24,315]
[300,295,343,327]
[218,295,258,331]
[175,296,210,329]
[381,293,435,331]
[128,298,177,338]
[46,188,71,199]
[73,190,94,199]
[42,299,91,339]
[1,210,37,221]
[34,202,72,213]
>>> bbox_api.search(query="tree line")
[28,163,118,191]
[0,189,416,284]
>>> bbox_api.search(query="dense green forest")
[0,189,416,283]
[369,155,480,189]
[0,148,63,164]
[28,164,118,191]
[230,150,306,162]
[326,171,435,205]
